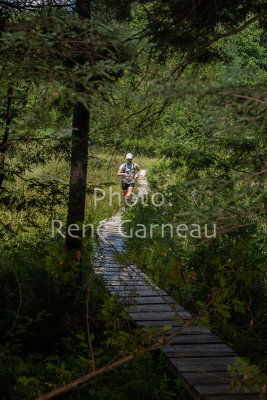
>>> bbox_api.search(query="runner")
[117,153,140,202]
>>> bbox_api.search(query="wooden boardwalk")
[94,170,260,400]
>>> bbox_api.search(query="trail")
[94,170,259,400]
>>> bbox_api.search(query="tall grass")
[0,149,156,247]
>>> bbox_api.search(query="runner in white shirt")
[117,153,140,201]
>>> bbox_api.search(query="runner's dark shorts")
[122,181,135,190]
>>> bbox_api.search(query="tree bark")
[65,101,89,251]
[65,0,91,251]
[0,87,12,189]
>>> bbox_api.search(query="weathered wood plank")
[107,283,147,289]
[96,270,141,276]
[101,273,146,280]
[157,334,222,344]
[100,244,124,247]
[99,271,141,276]
[129,311,192,321]
[108,284,148,290]
[194,385,257,396]
[138,325,211,335]
[106,279,147,284]
[182,371,232,385]
[135,320,192,327]
[103,276,140,281]
[95,266,140,272]
[163,343,234,357]
[110,287,168,296]
[169,357,236,372]
[94,262,133,267]
[127,303,186,313]
[104,274,145,280]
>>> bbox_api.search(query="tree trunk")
[0,87,12,189]
[65,0,91,251]
[65,101,90,251]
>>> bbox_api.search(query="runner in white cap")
[117,153,140,201]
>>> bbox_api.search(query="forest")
[0,1,266,399]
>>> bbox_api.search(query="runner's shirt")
[119,162,139,179]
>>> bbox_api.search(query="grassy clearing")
[1,150,156,246]
[86,150,156,224]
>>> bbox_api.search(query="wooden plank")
[118,295,174,303]
[99,252,123,257]
[101,242,121,245]
[163,343,234,357]
[100,240,123,243]
[103,269,144,276]
[129,311,192,321]
[100,244,123,248]
[107,283,147,288]
[100,230,122,234]
[108,282,147,288]
[135,320,189,327]
[100,236,123,240]
[96,269,140,275]
[183,371,232,385]
[106,279,147,284]
[98,245,123,248]
[194,385,257,396]
[110,287,168,296]
[109,288,161,297]
[158,334,222,344]
[109,286,143,291]
[109,289,166,297]
[137,325,211,336]
[154,326,211,335]
[96,247,121,251]
[97,269,130,275]
[127,303,186,313]
[125,295,176,304]
[104,274,145,280]
[101,270,146,277]
[101,274,146,280]
[97,247,125,252]
[95,266,140,271]
[169,357,236,372]
[94,262,131,267]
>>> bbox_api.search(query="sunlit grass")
[1,149,157,246]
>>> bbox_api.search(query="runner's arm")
[134,166,140,179]
[117,169,125,177]
[117,166,129,177]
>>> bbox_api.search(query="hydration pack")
[122,162,136,177]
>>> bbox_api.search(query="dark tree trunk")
[65,0,91,251]
[0,87,12,189]
[65,101,90,251]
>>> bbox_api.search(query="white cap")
[126,153,133,159]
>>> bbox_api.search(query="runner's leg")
[122,181,128,200]
[126,186,134,200]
